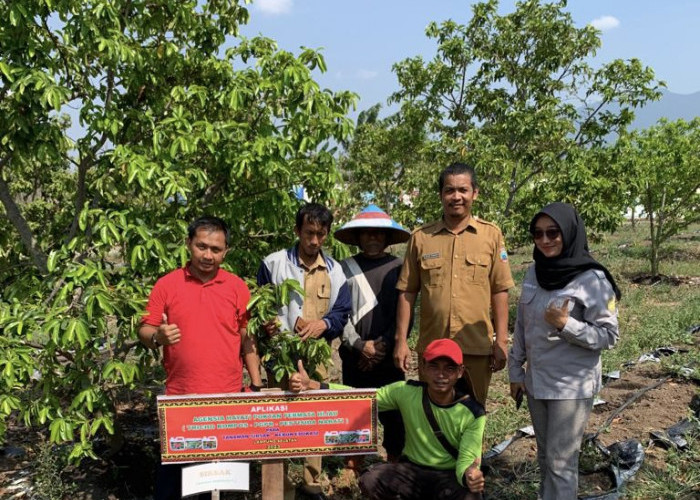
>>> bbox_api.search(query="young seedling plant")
[247,279,332,383]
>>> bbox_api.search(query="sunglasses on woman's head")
[532,228,561,240]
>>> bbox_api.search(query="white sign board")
[181,462,249,497]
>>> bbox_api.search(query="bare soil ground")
[1,357,698,500]
[488,362,699,497]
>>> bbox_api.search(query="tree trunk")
[0,166,49,274]
[262,460,284,500]
[645,185,658,277]
[650,233,659,278]
[630,204,636,230]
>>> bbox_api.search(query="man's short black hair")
[187,216,230,247]
[295,203,333,231]
[438,163,478,192]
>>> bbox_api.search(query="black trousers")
[359,460,483,500]
[340,347,406,456]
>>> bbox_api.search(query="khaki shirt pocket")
[465,253,491,284]
[420,258,444,288]
[316,285,331,319]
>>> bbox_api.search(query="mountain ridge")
[630,89,700,129]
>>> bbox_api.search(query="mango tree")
[0,0,354,461]
[344,0,663,241]
[617,118,700,276]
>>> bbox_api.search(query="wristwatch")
[151,332,160,349]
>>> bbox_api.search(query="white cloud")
[254,0,293,16]
[590,15,620,32]
[356,69,378,80]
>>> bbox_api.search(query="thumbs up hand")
[465,458,484,493]
[289,360,311,392]
[157,312,181,346]
[545,297,570,330]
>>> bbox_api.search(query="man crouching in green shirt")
[290,338,485,499]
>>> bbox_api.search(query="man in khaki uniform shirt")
[394,163,514,405]
[257,203,351,500]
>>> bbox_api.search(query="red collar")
[183,263,225,284]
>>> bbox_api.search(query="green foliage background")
[0,0,354,461]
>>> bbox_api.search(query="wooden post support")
[262,460,285,500]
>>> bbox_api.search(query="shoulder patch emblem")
[499,247,508,262]
[607,297,616,312]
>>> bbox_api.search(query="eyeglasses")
[532,228,561,240]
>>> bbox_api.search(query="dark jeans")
[359,460,483,500]
[341,346,406,456]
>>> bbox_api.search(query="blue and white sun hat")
[334,204,411,246]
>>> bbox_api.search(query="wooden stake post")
[261,459,285,500]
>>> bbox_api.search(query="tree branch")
[67,71,115,241]
[0,155,49,274]
[571,97,609,147]
[44,278,66,306]
[41,16,75,92]
[511,163,544,195]
[456,56,469,112]
[555,60,574,85]
[113,339,140,359]
[503,164,519,217]
[24,340,75,363]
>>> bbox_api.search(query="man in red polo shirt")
[139,215,262,499]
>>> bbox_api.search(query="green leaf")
[46,251,59,273]
[74,319,90,348]
[0,61,13,81]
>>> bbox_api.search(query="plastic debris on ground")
[625,346,688,366]
[579,439,645,500]
[482,426,535,462]
[1,446,26,459]
[650,418,700,451]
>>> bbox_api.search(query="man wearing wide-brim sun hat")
[335,204,412,247]
[334,204,412,470]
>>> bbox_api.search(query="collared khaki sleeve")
[489,227,515,293]
[396,233,420,293]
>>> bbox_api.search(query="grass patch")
[627,434,700,499]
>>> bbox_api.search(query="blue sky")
[240,0,700,115]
